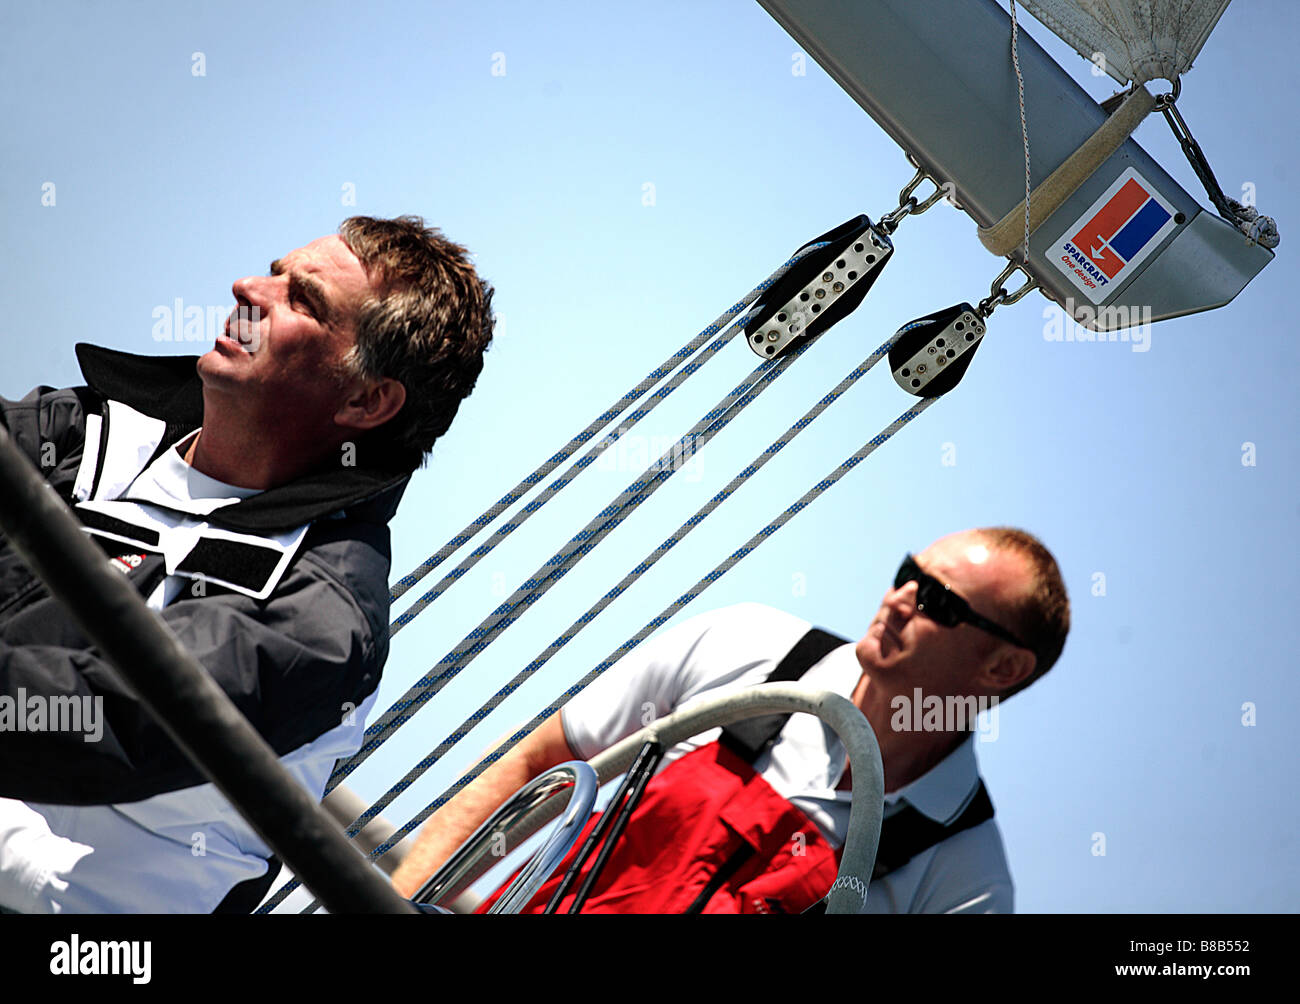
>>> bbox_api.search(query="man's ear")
[335,377,406,432]
[979,646,1036,697]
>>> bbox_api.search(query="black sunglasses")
[894,554,1031,653]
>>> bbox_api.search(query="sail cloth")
[980,0,1277,256]
[1020,0,1232,85]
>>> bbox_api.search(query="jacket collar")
[76,343,414,533]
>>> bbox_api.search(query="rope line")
[323,330,816,794]
[263,393,937,913]
[338,338,895,835]
[266,341,819,914]
[405,396,937,833]
[388,322,738,637]
[1010,0,1032,262]
[388,244,829,605]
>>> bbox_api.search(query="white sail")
[1019,0,1232,85]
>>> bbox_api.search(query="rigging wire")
[340,335,899,827]
[387,242,831,610]
[388,322,738,637]
[268,380,938,912]
[284,396,937,913]
[1010,0,1032,263]
[324,322,818,794]
[271,205,941,911]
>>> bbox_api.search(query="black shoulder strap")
[715,625,999,901]
[872,780,994,879]
[803,780,997,912]
[718,627,849,763]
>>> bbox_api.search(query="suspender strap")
[681,843,757,914]
[872,780,994,879]
[715,625,999,895]
[802,780,996,912]
[717,627,849,762]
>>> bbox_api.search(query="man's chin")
[195,348,248,388]
[857,623,904,668]
[855,632,886,671]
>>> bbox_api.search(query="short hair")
[336,215,495,468]
[975,526,1070,699]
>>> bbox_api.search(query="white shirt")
[126,430,261,608]
[0,428,370,913]
[561,602,1014,913]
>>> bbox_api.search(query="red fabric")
[477,742,841,914]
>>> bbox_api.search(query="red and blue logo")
[1071,177,1171,279]
[1052,167,1179,304]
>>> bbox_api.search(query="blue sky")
[2,0,1297,912]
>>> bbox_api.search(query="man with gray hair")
[0,216,494,912]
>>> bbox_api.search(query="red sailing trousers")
[478,740,840,914]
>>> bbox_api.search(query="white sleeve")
[560,603,811,760]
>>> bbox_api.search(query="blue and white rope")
[407,396,937,838]
[324,326,815,794]
[387,243,828,606]
[332,338,895,840]
[387,323,738,637]
[265,392,937,913]
[264,340,823,914]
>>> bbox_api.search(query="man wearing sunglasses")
[392,526,1069,913]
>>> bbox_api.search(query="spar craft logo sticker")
[1050,166,1179,304]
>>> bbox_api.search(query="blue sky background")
[2,0,1297,912]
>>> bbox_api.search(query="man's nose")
[232,273,272,307]
[887,580,920,617]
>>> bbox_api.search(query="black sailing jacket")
[0,343,412,806]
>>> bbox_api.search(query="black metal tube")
[568,740,663,913]
[0,425,415,914]
[543,739,660,914]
